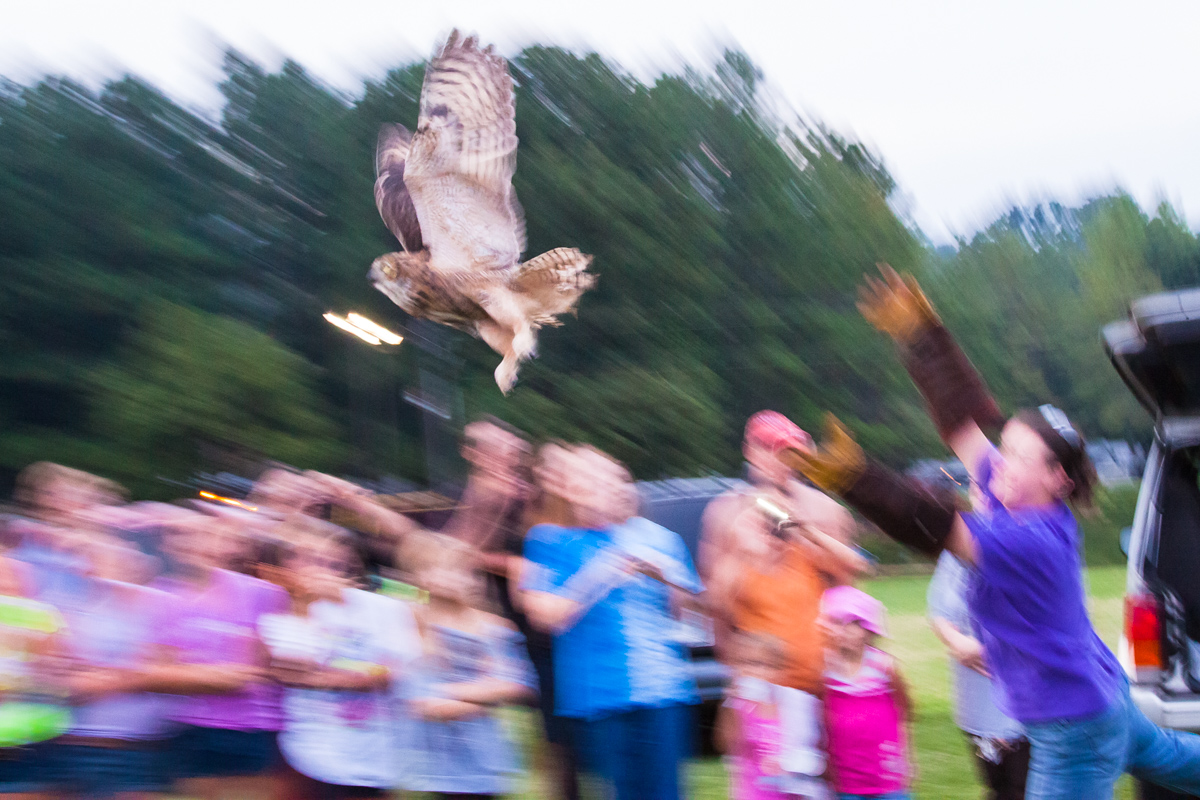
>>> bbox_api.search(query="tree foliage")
[1,46,1197,495]
[89,301,344,492]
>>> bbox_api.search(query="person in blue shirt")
[520,445,703,800]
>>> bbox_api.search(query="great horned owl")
[370,30,595,392]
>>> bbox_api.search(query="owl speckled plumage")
[370,30,595,392]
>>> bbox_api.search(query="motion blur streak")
[346,313,403,345]
[0,35,1194,498]
[324,312,383,345]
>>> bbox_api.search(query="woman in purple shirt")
[786,267,1200,800]
[152,516,289,800]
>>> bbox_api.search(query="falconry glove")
[859,265,1004,440]
[780,415,958,559]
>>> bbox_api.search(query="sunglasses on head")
[1038,404,1081,451]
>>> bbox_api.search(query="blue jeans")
[44,743,170,797]
[578,704,692,800]
[165,725,280,779]
[838,793,911,800]
[1026,683,1200,799]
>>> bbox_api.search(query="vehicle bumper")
[1131,684,1200,732]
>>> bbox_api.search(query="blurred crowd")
[0,414,996,800]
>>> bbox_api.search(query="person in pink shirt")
[717,633,789,800]
[821,586,913,800]
[152,516,289,800]
[717,631,830,800]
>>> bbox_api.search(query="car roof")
[636,476,747,558]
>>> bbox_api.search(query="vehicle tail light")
[1125,592,1162,670]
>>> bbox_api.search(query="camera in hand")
[755,495,797,539]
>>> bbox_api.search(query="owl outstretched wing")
[513,247,596,326]
[403,30,526,265]
[374,123,424,253]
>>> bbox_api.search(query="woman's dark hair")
[254,536,297,570]
[320,526,370,583]
[1014,408,1098,510]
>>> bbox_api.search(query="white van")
[1106,288,1200,800]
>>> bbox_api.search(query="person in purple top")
[786,266,1200,800]
[50,536,181,798]
[152,515,289,800]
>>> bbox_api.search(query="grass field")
[506,565,1136,800]
[851,566,1134,800]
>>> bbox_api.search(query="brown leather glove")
[858,264,1004,440]
[777,414,865,496]
[781,412,959,559]
[843,461,961,559]
[858,263,940,344]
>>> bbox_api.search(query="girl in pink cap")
[821,585,913,800]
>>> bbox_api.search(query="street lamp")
[346,313,403,345]
[323,311,459,491]
[324,310,406,480]
[323,312,403,346]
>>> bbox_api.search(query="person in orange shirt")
[700,412,867,799]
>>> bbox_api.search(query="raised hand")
[304,471,369,503]
[857,263,940,344]
[624,555,667,584]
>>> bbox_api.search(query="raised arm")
[520,546,635,635]
[437,615,537,707]
[782,488,869,584]
[769,265,1008,564]
[858,265,1002,485]
[521,588,584,635]
[334,492,420,542]
[778,415,966,562]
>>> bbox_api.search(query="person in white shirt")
[255,517,421,799]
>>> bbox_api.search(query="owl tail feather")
[512,247,596,326]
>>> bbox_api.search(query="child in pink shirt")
[718,633,788,800]
[821,585,913,800]
[717,632,828,800]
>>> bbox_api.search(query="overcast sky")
[3,0,1198,243]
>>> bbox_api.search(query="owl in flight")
[370,30,595,392]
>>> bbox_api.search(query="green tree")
[89,301,345,495]
[4,42,1191,496]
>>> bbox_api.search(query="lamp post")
[323,311,461,491]
[324,311,404,480]
[322,312,403,346]
[400,318,465,493]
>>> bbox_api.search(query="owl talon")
[495,358,519,394]
[512,327,537,361]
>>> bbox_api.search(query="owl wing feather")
[374,124,424,252]
[403,30,526,263]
